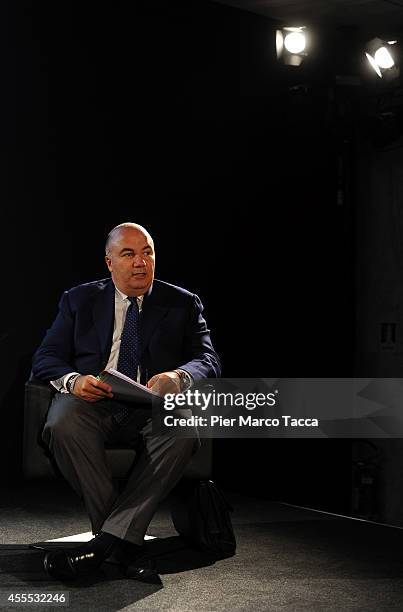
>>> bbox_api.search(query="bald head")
[105,222,155,296]
[105,222,154,256]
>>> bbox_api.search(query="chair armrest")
[23,380,57,479]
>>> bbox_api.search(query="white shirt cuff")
[50,372,80,393]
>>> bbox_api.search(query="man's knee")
[170,429,201,460]
[42,396,89,447]
[42,411,78,448]
[163,408,201,456]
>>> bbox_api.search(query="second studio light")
[365,37,399,79]
[276,27,308,66]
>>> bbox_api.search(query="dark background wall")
[355,107,403,524]
[2,1,361,515]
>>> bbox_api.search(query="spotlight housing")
[276,26,308,66]
[365,37,399,80]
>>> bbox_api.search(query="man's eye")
[123,253,133,257]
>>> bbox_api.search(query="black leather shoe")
[44,544,111,580]
[43,532,118,580]
[106,541,144,566]
[120,562,161,584]
[105,540,159,583]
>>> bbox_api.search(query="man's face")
[105,228,155,296]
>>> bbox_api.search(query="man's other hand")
[72,375,113,403]
[147,371,181,396]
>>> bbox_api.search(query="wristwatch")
[66,373,81,394]
[173,369,193,392]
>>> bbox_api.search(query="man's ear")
[105,255,112,272]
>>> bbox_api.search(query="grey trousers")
[42,393,200,545]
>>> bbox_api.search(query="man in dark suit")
[32,222,221,580]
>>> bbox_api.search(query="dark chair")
[22,379,212,481]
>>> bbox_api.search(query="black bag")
[170,479,236,559]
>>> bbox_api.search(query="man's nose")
[133,254,146,266]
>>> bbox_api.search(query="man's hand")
[147,371,181,396]
[72,375,113,403]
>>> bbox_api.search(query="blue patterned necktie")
[114,296,140,424]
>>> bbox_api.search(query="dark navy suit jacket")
[32,278,221,383]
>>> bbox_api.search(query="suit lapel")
[93,280,115,364]
[140,282,169,355]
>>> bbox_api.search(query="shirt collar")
[114,285,144,305]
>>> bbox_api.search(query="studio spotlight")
[276,27,308,66]
[365,37,399,79]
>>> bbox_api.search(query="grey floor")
[0,481,403,611]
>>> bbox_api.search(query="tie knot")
[128,296,138,306]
